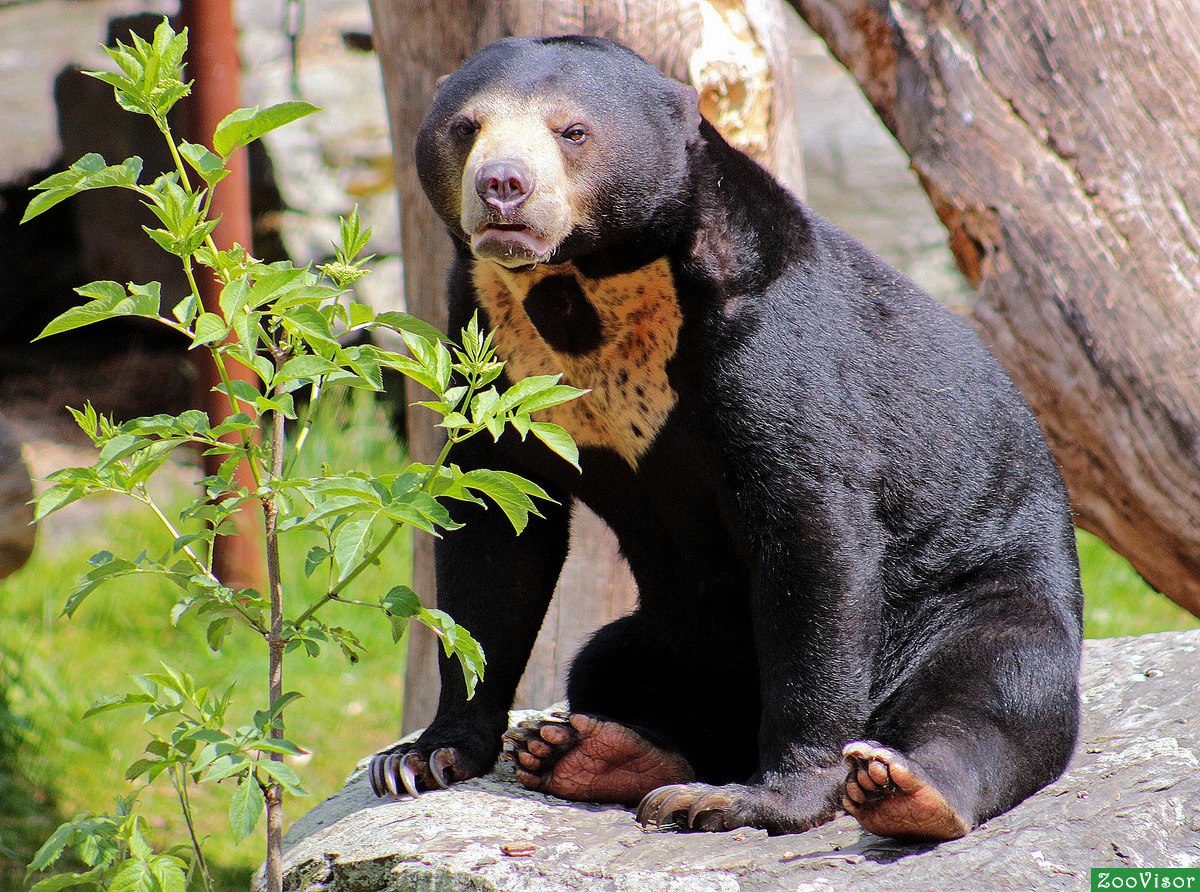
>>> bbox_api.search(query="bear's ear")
[673,81,702,136]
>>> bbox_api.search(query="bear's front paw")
[369,744,457,797]
[636,783,741,832]
[636,780,838,834]
[369,734,496,799]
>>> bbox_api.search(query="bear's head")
[416,36,701,269]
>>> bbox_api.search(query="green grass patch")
[0,392,412,890]
[1078,529,1199,638]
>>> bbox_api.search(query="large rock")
[0,411,34,578]
[277,630,1200,891]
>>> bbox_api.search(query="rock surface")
[0,411,34,577]
[278,630,1200,891]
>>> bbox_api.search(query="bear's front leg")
[371,437,572,798]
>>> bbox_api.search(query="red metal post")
[182,0,265,592]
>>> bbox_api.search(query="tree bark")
[790,0,1200,616]
[368,0,811,731]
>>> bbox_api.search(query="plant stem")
[171,765,214,892]
[283,380,320,478]
[206,338,264,491]
[139,490,210,578]
[155,115,193,193]
[262,399,287,892]
[134,487,267,635]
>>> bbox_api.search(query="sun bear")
[368,35,1083,841]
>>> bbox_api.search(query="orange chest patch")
[472,258,683,468]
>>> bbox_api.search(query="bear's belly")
[472,258,682,468]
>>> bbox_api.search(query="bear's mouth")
[471,223,554,267]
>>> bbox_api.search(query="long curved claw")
[687,789,734,830]
[655,788,694,826]
[368,754,386,796]
[429,747,456,789]
[399,751,423,797]
[502,728,530,748]
[636,784,688,826]
[382,753,404,797]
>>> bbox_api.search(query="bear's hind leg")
[842,739,970,840]
[507,612,746,805]
[849,596,1080,841]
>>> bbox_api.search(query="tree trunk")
[368,0,811,731]
[789,0,1200,616]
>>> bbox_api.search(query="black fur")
[398,36,1083,835]
[522,276,603,354]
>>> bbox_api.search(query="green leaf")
[96,432,141,469]
[229,776,265,842]
[347,301,375,329]
[275,354,342,385]
[124,758,157,781]
[247,266,312,309]
[22,154,143,223]
[206,617,230,651]
[35,281,162,340]
[213,101,320,156]
[127,822,152,863]
[172,295,199,326]
[108,857,156,892]
[200,754,248,783]
[214,378,259,405]
[381,490,460,535]
[304,546,330,578]
[257,760,309,796]
[333,515,374,582]
[148,856,187,892]
[178,141,229,188]
[461,469,547,534]
[280,304,336,348]
[191,312,228,348]
[339,345,384,392]
[419,608,485,698]
[374,312,447,345]
[27,821,75,874]
[261,690,304,726]
[218,278,250,322]
[74,280,126,302]
[381,585,421,618]
[518,385,588,416]
[255,392,296,418]
[497,374,560,412]
[64,553,139,617]
[529,421,581,471]
[34,482,89,522]
[83,691,155,718]
[248,738,305,756]
[126,282,162,316]
[29,867,108,892]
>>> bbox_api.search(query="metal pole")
[181,0,265,592]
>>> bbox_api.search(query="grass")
[0,393,1195,889]
[1077,529,1198,638]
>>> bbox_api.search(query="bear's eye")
[561,126,587,144]
[450,119,478,140]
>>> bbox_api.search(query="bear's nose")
[475,159,535,215]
